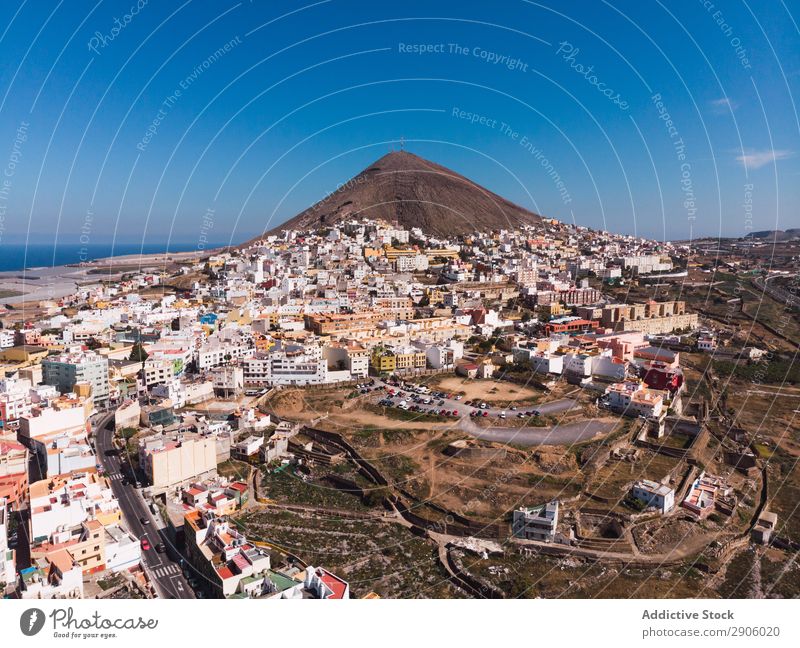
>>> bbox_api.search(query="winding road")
[93,412,194,599]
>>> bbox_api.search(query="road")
[458,416,616,446]
[93,412,194,599]
[753,274,800,311]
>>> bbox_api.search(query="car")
[452,411,459,416]
[482,411,488,417]
[454,395,462,401]
[438,400,445,406]
[517,412,525,418]
[532,410,541,417]
[141,538,151,550]
[499,411,506,418]
[510,406,518,411]
[525,411,533,416]
[156,543,167,553]
[140,517,150,525]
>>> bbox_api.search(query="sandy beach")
[0,248,211,306]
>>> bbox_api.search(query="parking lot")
[369,377,577,422]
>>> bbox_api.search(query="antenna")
[399,136,405,151]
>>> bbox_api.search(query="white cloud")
[736,149,794,170]
[711,97,738,112]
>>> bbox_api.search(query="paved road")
[459,416,617,446]
[93,413,194,599]
[754,275,800,311]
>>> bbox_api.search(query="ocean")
[0,242,225,272]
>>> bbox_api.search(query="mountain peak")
[267,150,542,237]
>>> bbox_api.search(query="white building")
[211,366,244,397]
[29,472,120,542]
[512,500,559,542]
[244,344,327,386]
[603,381,665,418]
[139,433,218,491]
[631,480,674,513]
[0,498,16,590]
[103,525,142,573]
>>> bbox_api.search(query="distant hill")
[260,151,543,239]
[744,229,800,241]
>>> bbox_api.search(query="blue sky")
[0,0,798,247]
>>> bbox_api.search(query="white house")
[631,479,674,513]
[512,500,559,542]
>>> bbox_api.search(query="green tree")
[129,342,148,363]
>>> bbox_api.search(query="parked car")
[141,538,151,551]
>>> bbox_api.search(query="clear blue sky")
[0,0,798,248]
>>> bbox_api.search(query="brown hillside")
[264,150,542,238]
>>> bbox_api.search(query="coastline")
[0,247,222,307]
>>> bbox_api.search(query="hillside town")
[0,215,795,600]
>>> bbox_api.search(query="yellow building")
[0,345,49,364]
[540,302,565,318]
[371,349,396,373]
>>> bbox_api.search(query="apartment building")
[29,471,121,542]
[18,396,92,444]
[42,347,110,407]
[618,254,673,275]
[139,432,218,491]
[0,440,28,508]
[322,341,369,378]
[211,365,244,397]
[0,498,16,589]
[0,377,33,425]
[244,344,327,386]
[600,301,698,335]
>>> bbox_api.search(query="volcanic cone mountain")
[267,150,542,237]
